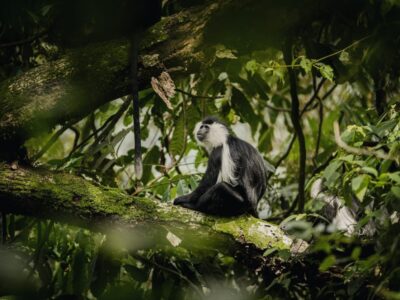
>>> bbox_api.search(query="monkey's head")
[194,117,229,152]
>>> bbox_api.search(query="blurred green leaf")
[319,255,336,271]
[170,110,187,158]
[351,174,370,201]
[299,57,313,73]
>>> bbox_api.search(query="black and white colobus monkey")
[174,117,268,216]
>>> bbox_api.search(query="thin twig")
[314,35,371,63]
[131,253,203,297]
[68,126,80,154]
[87,98,131,153]
[274,134,297,169]
[310,153,337,178]
[307,84,337,112]
[32,123,71,162]
[175,88,223,99]
[0,31,47,48]
[273,35,371,69]
[333,121,391,160]
[69,113,114,156]
[300,78,326,115]
[265,103,291,113]
[313,98,324,166]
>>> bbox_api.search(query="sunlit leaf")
[351,174,370,201]
[299,57,313,73]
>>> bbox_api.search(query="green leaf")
[391,186,400,199]
[123,114,133,126]
[351,247,361,260]
[373,119,398,138]
[142,147,160,184]
[162,185,171,202]
[189,175,199,190]
[351,174,370,201]
[388,172,400,184]
[339,155,354,163]
[215,44,238,59]
[245,60,259,75]
[299,57,313,73]
[26,10,39,23]
[339,51,350,63]
[318,64,334,81]
[319,255,336,271]
[361,167,378,177]
[186,103,202,134]
[263,248,278,257]
[323,160,343,187]
[176,180,189,196]
[170,112,187,157]
[231,87,259,134]
[41,4,52,16]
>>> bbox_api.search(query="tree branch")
[0,31,47,48]
[333,121,392,161]
[0,1,229,157]
[0,163,303,256]
[283,41,307,213]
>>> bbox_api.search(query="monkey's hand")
[173,195,192,206]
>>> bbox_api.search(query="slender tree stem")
[131,31,143,180]
[313,98,324,166]
[274,134,297,169]
[1,212,6,244]
[283,40,307,213]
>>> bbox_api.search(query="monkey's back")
[227,136,267,210]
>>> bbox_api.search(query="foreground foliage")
[0,0,399,299]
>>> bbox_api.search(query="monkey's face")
[196,123,209,142]
[194,118,229,152]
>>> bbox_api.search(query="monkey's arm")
[174,147,221,205]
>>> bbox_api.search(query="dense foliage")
[1,0,400,299]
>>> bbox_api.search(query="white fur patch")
[194,122,238,186]
[218,140,238,186]
[194,122,228,153]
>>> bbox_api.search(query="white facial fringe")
[194,122,238,186]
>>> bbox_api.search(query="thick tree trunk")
[0,1,228,156]
[0,163,305,256]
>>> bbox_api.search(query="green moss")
[0,163,296,254]
[142,18,171,49]
[214,215,292,250]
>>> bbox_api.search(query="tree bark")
[0,1,228,155]
[0,163,305,256]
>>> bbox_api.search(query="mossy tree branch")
[0,1,230,157]
[0,163,303,257]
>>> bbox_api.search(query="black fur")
[174,120,267,217]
